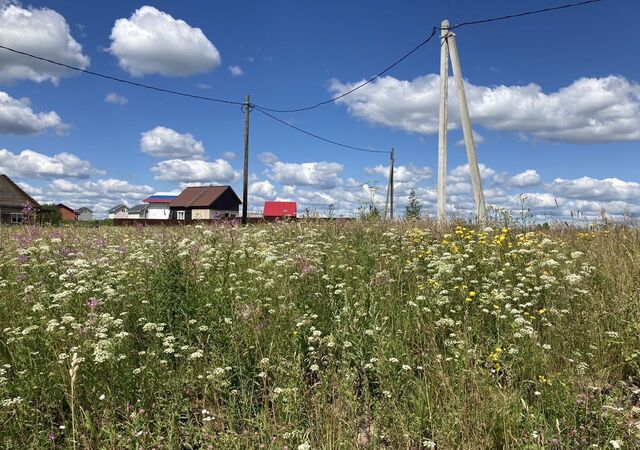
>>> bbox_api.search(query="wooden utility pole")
[436,21,487,225]
[389,147,394,220]
[242,94,250,225]
[437,20,450,224]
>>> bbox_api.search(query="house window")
[177,210,185,220]
[11,213,23,224]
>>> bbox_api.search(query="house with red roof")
[143,193,177,219]
[263,201,297,219]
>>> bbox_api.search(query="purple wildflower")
[87,297,101,309]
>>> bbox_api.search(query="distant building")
[107,204,129,219]
[143,193,177,220]
[263,201,297,218]
[0,174,40,224]
[169,185,241,220]
[127,204,148,219]
[56,203,78,221]
[77,207,93,221]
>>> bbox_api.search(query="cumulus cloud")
[249,180,276,200]
[268,161,343,189]
[151,158,239,183]
[104,92,128,105]
[257,151,278,165]
[510,169,542,187]
[330,75,640,143]
[37,178,155,214]
[0,148,104,179]
[0,91,66,134]
[222,151,236,160]
[228,65,243,76]
[109,6,221,77]
[0,4,89,84]
[546,176,640,202]
[364,164,432,183]
[140,126,204,159]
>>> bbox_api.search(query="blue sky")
[0,0,638,220]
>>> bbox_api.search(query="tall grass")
[0,221,639,449]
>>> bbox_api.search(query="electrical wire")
[0,44,245,106]
[255,0,604,113]
[252,27,439,113]
[253,106,389,154]
[449,0,604,29]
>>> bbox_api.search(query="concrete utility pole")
[436,20,487,225]
[389,147,395,220]
[437,20,450,224]
[242,94,250,225]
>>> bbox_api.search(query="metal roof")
[263,201,297,217]
[169,186,241,208]
[128,204,148,213]
[107,204,128,213]
[143,195,177,203]
[77,207,92,213]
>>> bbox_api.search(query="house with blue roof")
[143,193,178,220]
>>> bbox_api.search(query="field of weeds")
[1,221,639,449]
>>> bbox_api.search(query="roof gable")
[56,203,76,214]
[0,174,40,208]
[170,185,241,208]
[108,204,128,213]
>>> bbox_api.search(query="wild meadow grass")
[1,221,639,449]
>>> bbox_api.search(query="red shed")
[263,201,297,218]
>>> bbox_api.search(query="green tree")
[405,189,422,220]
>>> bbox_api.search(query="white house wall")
[146,203,171,220]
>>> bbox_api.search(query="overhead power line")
[449,0,604,29]
[253,106,389,154]
[253,27,439,113]
[254,0,605,113]
[0,44,245,106]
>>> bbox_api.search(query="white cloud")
[546,176,640,202]
[104,92,128,105]
[222,151,236,160]
[455,130,485,146]
[249,180,276,199]
[140,126,204,159]
[257,151,278,165]
[109,6,221,77]
[0,148,104,179]
[151,158,239,183]
[268,161,343,189]
[330,75,640,143]
[38,178,155,214]
[364,164,432,183]
[510,169,541,187]
[228,65,243,76]
[0,91,66,134]
[0,4,89,84]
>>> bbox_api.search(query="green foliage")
[0,223,638,448]
[405,188,422,219]
[39,204,62,225]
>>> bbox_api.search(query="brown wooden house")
[169,185,241,220]
[0,174,40,224]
